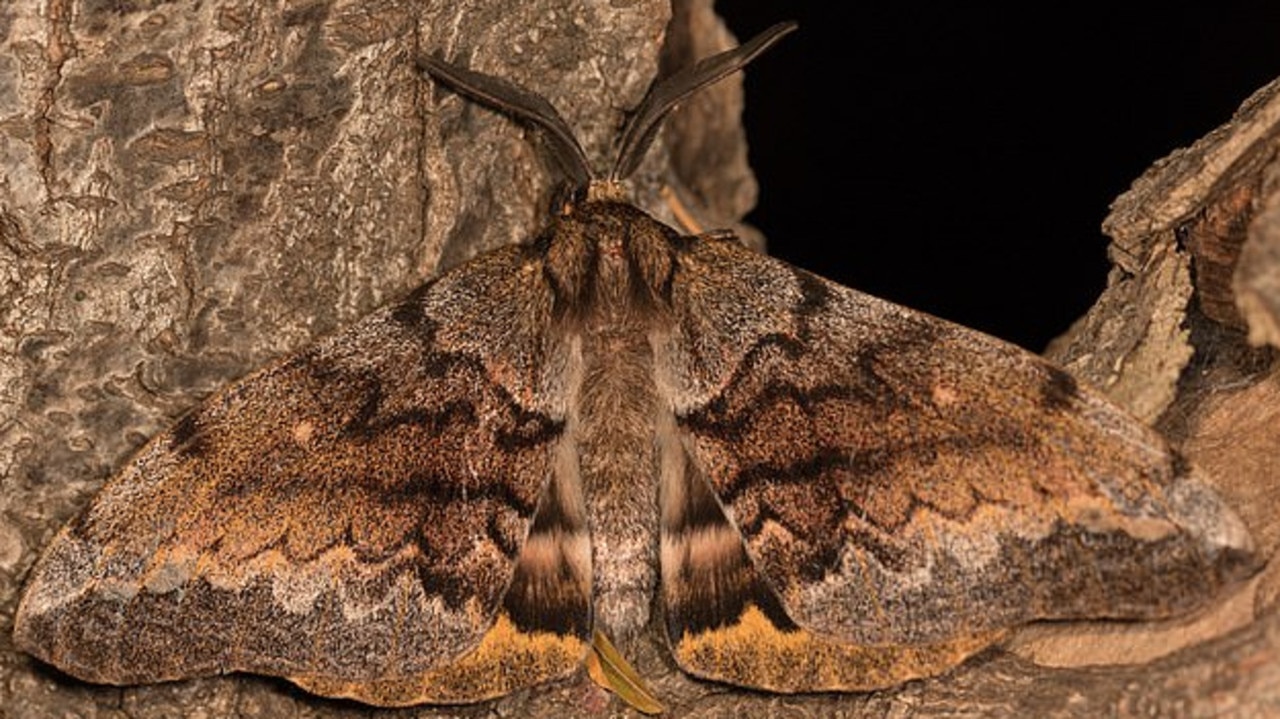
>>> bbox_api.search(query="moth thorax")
[547,200,678,321]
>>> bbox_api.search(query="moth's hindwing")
[655,232,1256,691]
[13,245,593,706]
[659,416,1002,691]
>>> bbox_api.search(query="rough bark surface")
[1,0,1278,717]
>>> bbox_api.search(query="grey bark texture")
[1,0,1278,717]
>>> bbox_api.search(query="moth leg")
[660,186,705,235]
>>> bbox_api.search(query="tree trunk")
[2,1,1277,717]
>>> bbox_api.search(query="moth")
[13,21,1258,709]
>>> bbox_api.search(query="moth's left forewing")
[14,245,594,706]
[652,231,1256,691]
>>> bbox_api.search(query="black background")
[719,6,1280,351]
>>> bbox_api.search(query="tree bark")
[1,1,1277,717]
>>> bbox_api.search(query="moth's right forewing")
[14,244,592,705]
[653,232,1256,691]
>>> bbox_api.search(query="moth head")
[418,22,796,192]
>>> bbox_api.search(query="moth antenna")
[611,21,798,182]
[419,53,594,187]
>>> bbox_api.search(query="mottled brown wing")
[14,245,592,706]
[655,233,1256,691]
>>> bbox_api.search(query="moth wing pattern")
[12,14,1260,709]
[655,233,1257,691]
[13,244,593,706]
